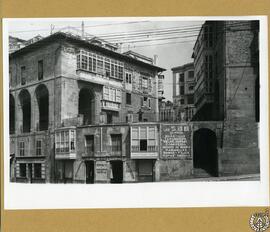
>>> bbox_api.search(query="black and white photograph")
[3,17,269,209]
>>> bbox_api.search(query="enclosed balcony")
[130,125,159,159]
[55,128,76,159]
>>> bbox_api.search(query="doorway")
[110,161,123,183]
[193,128,218,176]
[85,161,95,184]
[137,160,154,182]
[28,163,33,183]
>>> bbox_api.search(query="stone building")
[172,62,195,121]
[9,20,260,183]
[191,20,260,175]
[159,100,175,122]
[9,32,166,183]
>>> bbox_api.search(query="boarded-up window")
[21,66,26,85]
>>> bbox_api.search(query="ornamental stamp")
[249,210,270,232]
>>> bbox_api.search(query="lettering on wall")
[161,124,191,159]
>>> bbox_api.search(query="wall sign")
[161,124,191,159]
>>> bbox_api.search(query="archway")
[19,89,31,133]
[79,88,95,125]
[36,84,49,131]
[193,128,218,176]
[9,94,15,134]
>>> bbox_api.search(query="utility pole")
[50,24,55,35]
[81,21,85,38]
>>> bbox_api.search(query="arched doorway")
[79,88,95,125]
[193,128,218,176]
[36,84,49,131]
[9,94,15,134]
[19,89,31,133]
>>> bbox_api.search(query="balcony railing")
[131,145,158,152]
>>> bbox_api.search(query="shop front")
[130,124,159,182]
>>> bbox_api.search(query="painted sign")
[95,161,108,181]
[161,124,191,159]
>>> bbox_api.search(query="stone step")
[193,168,213,178]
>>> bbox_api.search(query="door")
[28,163,33,183]
[110,161,123,183]
[138,160,154,182]
[86,161,95,184]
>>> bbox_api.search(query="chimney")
[117,43,123,53]
[81,21,85,38]
[153,55,158,65]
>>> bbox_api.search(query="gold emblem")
[250,210,270,232]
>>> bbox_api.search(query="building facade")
[191,20,260,175]
[172,62,195,121]
[9,32,166,183]
[9,20,260,183]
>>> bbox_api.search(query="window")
[70,130,75,151]
[188,71,194,78]
[105,58,110,77]
[205,55,213,83]
[77,50,123,80]
[111,134,122,152]
[55,130,76,153]
[125,72,132,84]
[19,141,25,156]
[204,25,213,47]
[81,53,88,70]
[126,93,131,105]
[103,87,121,103]
[36,140,42,156]
[97,55,104,74]
[141,97,149,107]
[179,73,184,82]
[38,60,43,80]
[103,86,110,100]
[116,89,121,103]
[107,113,113,124]
[19,163,26,178]
[180,86,185,95]
[85,135,94,153]
[139,77,142,90]
[34,163,42,178]
[187,96,194,104]
[188,85,194,91]
[142,77,148,89]
[131,126,157,152]
[180,99,185,105]
[21,66,26,85]
[138,111,143,122]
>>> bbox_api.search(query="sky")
[7,18,204,101]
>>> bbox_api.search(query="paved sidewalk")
[176,174,260,182]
